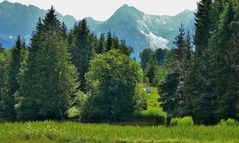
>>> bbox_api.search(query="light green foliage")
[218,119,238,126]
[170,116,194,126]
[81,50,143,120]
[66,107,80,119]
[67,91,86,119]
[0,121,239,143]
[133,84,147,111]
[136,87,167,123]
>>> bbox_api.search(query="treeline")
[157,0,239,125]
[0,7,145,121]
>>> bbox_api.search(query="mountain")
[0,0,76,47]
[86,4,195,59]
[0,1,195,59]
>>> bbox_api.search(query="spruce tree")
[112,35,119,49]
[96,33,105,54]
[185,32,192,70]
[61,22,68,39]
[5,36,26,118]
[119,39,132,56]
[71,19,92,92]
[106,30,113,52]
[18,7,78,120]
[194,0,212,58]
[0,44,4,53]
[174,24,186,77]
[181,0,216,124]
[140,48,154,71]
[213,1,237,119]
[0,52,8,114]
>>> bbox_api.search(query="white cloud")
[1,0,199,21]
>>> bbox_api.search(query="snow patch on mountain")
[140,31,168,50]
[9,35,13,39]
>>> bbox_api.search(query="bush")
[133,108,167,124]
[138,108,167,119]
[67,107,80,119]
[170,116,194,126]
[67,91,86,119]
[133,84,147,111]
[218,118,238,126]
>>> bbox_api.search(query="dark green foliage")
[174,24,185,65]
[70,19,92,92]
[96,34,105,54]
[119,40,133,56]
[155,48,166,66]
[158,25,193,117]
[17,7,78,120]
[179,0,239,124]
[0,44,4,53]
[61,22,68,39]
[106,30,113,52]
[159,73,180,117]
[140,48,169,86]
[194,0,212,58]
[4,36,26,118]
[140,48,154,71]
[211,1,238,120]
[81,50,143,120]
[0,52,8,113]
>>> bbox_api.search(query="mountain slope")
[86,4,195,59]
[0,1,195,59]
[0,0,76,47]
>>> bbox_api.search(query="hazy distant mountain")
[0,0,76,47]
[0,1,195,59]
[86,4,195,58]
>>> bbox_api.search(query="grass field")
[0,121,239,143]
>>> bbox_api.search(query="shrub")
[133,108,167,124]
[218,118,238,126]
[170,116,194,126]
[133,84,147,111]
[67,107,80,119]
[138,108,167,119]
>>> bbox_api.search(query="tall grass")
[0,121,238,143]
[170,116,194,126]
[218,118,238,126]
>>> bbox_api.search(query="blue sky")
[1,0,200,21]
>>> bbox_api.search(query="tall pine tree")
[18,7,78,120]
[71,19,92,92]
[5,36,26,118]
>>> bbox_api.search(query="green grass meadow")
[0,121,239,143]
